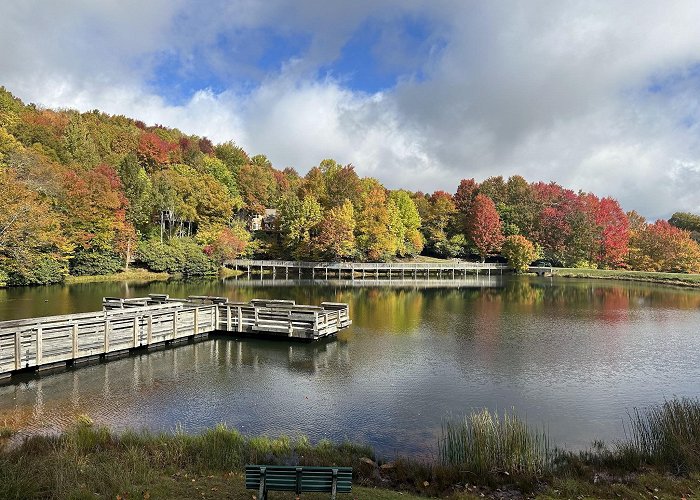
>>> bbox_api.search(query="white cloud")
[1,1,700,218]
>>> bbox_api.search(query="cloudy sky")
[2,1,699,219]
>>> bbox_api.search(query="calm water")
[1,276,699,457]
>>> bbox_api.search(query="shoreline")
[64,268,172,284]
[64,267,244,285]
[5,261,700,290]
[550,267,700,289]
[0,417,698,499]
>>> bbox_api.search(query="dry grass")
[65,268,171,284]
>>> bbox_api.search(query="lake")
[1,276,699,457]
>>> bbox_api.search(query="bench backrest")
[245,465,352,494]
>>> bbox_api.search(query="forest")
[1,86,699,286]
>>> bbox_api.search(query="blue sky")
[147,11,443,105]
[1,0,700,218]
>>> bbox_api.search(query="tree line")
[0,87,699,285]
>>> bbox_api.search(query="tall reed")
[621,397,700,473]
[439,408,552,478]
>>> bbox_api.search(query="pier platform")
[0,295,351,380]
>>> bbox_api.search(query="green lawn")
[553,267,700,287]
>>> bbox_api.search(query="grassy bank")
[63,266,242,285]
[64,268,172,284]
[552,267,700,288]
[2,399,700,499]
[0,422,419,500]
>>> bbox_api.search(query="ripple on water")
[0,277,699,456]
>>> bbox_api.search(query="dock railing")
[227,259,507,270]
[0,295,351,380]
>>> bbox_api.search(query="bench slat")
[245,465,352,497]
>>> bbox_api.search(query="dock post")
[15,331,21,370]
[227,305,232,331]
[36,326,43,365]
[172,311,178,340]
[147,316,153,345]
[213,305,219,330]
[237,306,243,333]
[312,268,314,279]
[194,308,199,335]
[103,321,109,354]
[133,317,139,347]
[286,267,288,279]
[325,268,328,279]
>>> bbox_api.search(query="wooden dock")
[0,295,351,381]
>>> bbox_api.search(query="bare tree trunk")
[124,240,131,271]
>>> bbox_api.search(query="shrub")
[179,239,217,276]
[137,239,182,272]
[137,238,216,276]
[3,255,66,286]
[69,250,123,276]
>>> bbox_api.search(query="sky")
[1,1,700,219]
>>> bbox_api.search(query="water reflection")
[0,276,699,456]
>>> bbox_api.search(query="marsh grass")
[439,408,552,483]
[3,400,700,498]
[0,420,375,499]
[618,397,700,473]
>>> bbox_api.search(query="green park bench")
[245,465,352,499]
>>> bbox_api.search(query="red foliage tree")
[594,197,629,268]
[61,164,134,255]
[137,132,173,170]
[533,186,577,262]
[203,227,249,264]
[629,220,700,273]
[467,194,504,261]
[454,178,479,214]
[198,137,214,155]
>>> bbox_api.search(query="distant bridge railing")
[225,259,509,270]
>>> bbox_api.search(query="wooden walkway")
[0,295,351,380]
[226,259,509,279]
[226,260,554,279]
[218,277,504,288]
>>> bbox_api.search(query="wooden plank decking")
[0,295,351,380]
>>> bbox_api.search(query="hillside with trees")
[1,87,699,286]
